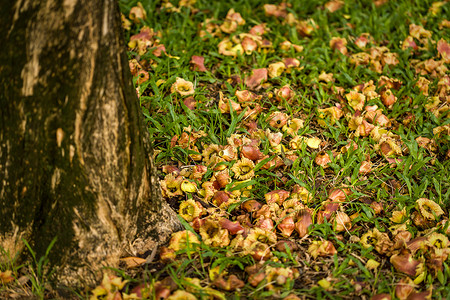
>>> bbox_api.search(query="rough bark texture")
[0,0,181,286]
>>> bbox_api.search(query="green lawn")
[115,0,449,298]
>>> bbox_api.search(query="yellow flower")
[171,77,195,96]
[346,91,366,111]
[246,227,277,245]
[231,158,255,180]
[180,179,197,193]
[160,174,183,197]
[199,219,230,247]
[317,106,343,126]
[268,62,286,78]
[179,199,203,222]
[282,118,305,136]
[168,230,200,252]
[360,228,393,254]
[390,207,407,223]
[416,198,444,220]
[365,259,380,270]
[90,273,128,300]
[167,290,197,300]
[427,232,448,249]
[307,240,337,259]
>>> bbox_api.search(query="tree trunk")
[0,0,181,286]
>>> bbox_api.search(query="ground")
[1,0,449,299]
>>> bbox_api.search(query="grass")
[2,0,449,298]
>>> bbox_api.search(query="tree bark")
[0,0,181,286]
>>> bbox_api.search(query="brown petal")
[295,210,313,237]
[213,275,245,291]
[219,219,244,235]
[183,96,196,110]
[390,251,420,277]
[395,278,414,300]
[245,68,268,89]
[241,145,264,161]
[190,55,207,72]
[278,216,295,237]
[371,294,391,300]
[275,240,298,252]
[241,200,262,213]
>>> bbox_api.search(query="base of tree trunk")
[0,0,182,287]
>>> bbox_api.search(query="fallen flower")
[179,199,203,222]
[268,62,286,78]
[168,230,200,252]
[416,198,444,220]
[245,68,268,89]
[390,250,420,277]
[308,240,337,259]
[213,275,245,291]
[190,55,207,72]
[231,157,255,180]
[171,77,195,96]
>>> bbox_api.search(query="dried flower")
[365,259,380,270]
[346,91,366,111]
[278,216,295,237]
[390,250,420,277]
[179,199,203,222]
[129,2,147,24]
[297,19,318,37]
[330,37,348,55]
[241,145,264,161]
[168,230,200,252]
[218,39,243,56]
[231,158,255,180]
[355,33,372,49]
[395,277,414,300]
[241,36,258,55]
[0,270,14,284]
[199,219,230,247]
[263,4,287,18]
[265,190,290,205]
[268,111,289,128]
[245,68,268,89]
[275,85,295,102]
[190,55,207,72]
[181,179,197,193]
[416,198,444,220]
[161,174,183,197]
[241,200,262,213]
[437,39,450,63]
[315,152,332,168]
[378,137,402,157]
[283,57,301,68]
[359,160,372,174]
[333,211,352,232]
[268,62,286,78]
[306,137,322,149]
[90,273,128,300]
[235,89,260,105]
[171,77,195,96]
[212,275,245,291]
[360,228,393,254]
[325,0,344,13]
[317,106,343,126]
[295,209,313,237]
[308,240,337,259]
[381,89,397,108]
[167,290,197,300]
[218,92,241,113]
